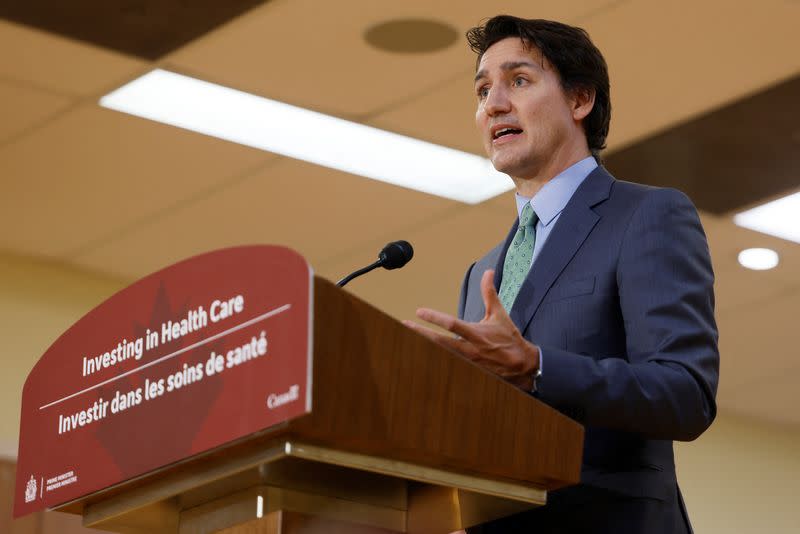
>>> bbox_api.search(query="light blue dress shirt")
[514,156,598,266]
[512,155,598,388]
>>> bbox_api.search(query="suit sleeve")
[536,188,719,441]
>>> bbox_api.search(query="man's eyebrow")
[474,61,540,83]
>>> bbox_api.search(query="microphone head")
[378,240,414,270]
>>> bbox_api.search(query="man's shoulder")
[470,170,699,271]
[602,170,698,216]
[605,167,693,200]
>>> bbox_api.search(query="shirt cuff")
[532,348,543,393]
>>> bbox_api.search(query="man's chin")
[490,157,524,177]
[490,149,542,179]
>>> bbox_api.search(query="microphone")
[337,240,414,287]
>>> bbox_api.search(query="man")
[404,15,719,534]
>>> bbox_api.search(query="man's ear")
[571,87,596,122]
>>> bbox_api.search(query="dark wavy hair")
[467,15,611,156]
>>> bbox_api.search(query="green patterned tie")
[499,204,538,312]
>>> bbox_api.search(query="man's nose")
[484,85,511,116]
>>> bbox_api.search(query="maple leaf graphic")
[93,282,225,476]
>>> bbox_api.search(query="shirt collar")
[514,156,598,226]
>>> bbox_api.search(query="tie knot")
[520,203,537,228]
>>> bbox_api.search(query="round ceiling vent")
[365,19,458,54]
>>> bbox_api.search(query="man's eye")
[513,77,527,87]
[477,86,489,99]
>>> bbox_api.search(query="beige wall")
[0,253,125,457]
[677,414,800,533]
[1,253,798,532]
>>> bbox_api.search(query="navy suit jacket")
[458,166,719,515]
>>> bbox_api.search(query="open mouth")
[493,127,523,140]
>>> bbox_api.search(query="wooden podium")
[51,277,583,533]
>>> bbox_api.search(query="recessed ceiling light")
[733,191,800,244]
[99,69,513,204]
[365,19,458,53]
[737,248,779,270]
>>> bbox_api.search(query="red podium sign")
[14,246,312,517]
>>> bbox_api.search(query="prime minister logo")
[24,475,37,503]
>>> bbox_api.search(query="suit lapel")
[509,167,614,334]
[463,221,515,322]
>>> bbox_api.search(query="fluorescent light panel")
[100,69,513,204]
[733,191,800,244]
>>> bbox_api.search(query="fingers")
[415,308,475,340]
[403,319,479,359]
[402,319,446,342]
[480,269,504,317]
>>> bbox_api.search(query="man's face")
[474,37,582,180]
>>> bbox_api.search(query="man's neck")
[512,147,593,198]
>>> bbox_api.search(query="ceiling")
[0,0,799,429]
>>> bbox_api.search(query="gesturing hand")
[403,269,540,390]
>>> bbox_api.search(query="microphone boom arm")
[336,240,414,288]
[336,259,382,287]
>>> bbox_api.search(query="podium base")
[58,440,544,533]
[217,510,398,534]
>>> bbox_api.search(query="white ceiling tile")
[70,157,458,279]
[367,71,485,155]
[0,105,271,257]
[166,0,613,117]
[701,211,800,289]
[317,203,514,322]
[584,0,800,150]
[0,80,74,145]
[0,20,147,96]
